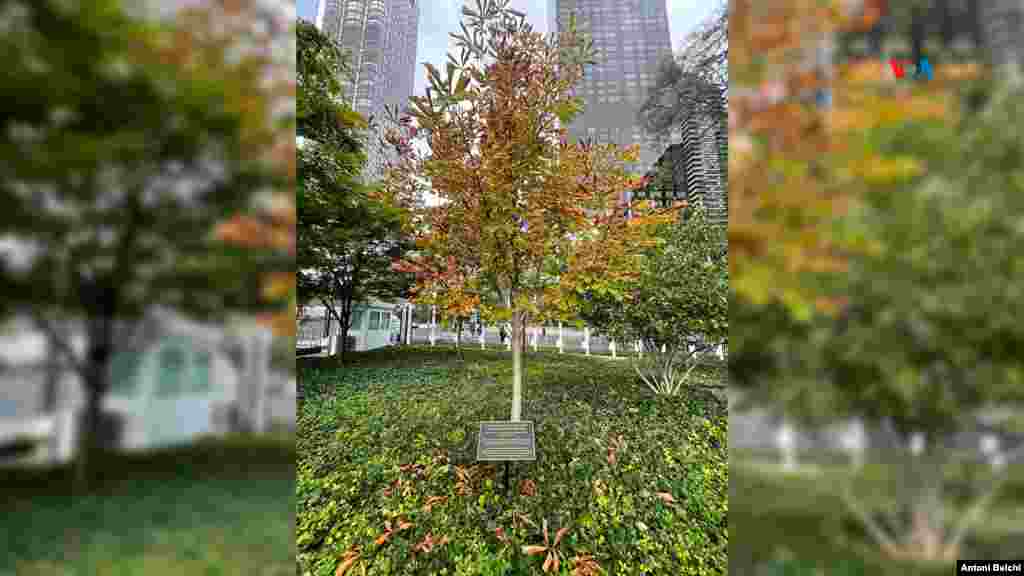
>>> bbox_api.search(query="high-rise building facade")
[315,0,419,180]
[548,0,675,174]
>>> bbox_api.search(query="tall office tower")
[640,89,727,230]
[678,89,728,227]
[548,0,675,175]
[315,0,420,181]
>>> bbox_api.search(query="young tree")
[0,0,288,484]
[731,81,1024,562]
[380,0,676,420]
[296,20,412,364]
[579,206,727,396]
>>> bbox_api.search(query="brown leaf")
[495,527,509,543]
[571,555,602,576]
[522,545,548,556]
[553,527,570,547]
[397,521,414,531]
[335,550,359,576]
[519,479,537,497]
[543,552,555,573]
[655,492,676,504]
[423,495,448,512]
[374,532,391,546]
[413,534,433,553]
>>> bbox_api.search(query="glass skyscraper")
[548,0,676,174]
[315,0,419,180]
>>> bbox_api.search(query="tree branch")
[840,483,901,555]
[29,313,85,377]
[946,473,1008,554]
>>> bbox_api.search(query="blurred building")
[0,310,293,468]
[315,0,420,181]
[548,0,675,175]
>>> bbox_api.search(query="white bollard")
[532,328,538,352]
[981,433,1003,470]
[909,432,925,456]
[717,344,725,360]
[841,418,866,470]
[430,305,436,346]
[610,340,616,358]
[637,340,643,359]
[778,421,797,471]
[56,409,77,464]
[584,327,590,355]
[480,327,485,350]
[558,322,564,354]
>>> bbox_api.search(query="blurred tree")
[295,19,412,365]
[178,0,297,339]
[729,0,962,318]
[0,0,288,484]
[731,79,1024,562]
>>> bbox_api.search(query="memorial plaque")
[476,421,536,461]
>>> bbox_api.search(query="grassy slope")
[1,434,295,576]
[296,346,728,576]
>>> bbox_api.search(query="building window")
[157,346,186,397]
[109,352,139,396]
[193,351,211,393]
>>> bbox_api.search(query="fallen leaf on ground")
[519,479,537,496]
[335,550,359,576]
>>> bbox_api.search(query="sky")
[297,0,721,98]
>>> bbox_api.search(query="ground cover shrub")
[296,347,728,575]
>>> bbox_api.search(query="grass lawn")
[296,346,727,575]
[1,433,295,576]
[730,450,1024,576]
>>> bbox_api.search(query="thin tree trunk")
[43,331,60,412]
[74,327,112,489]
[910,4,927,73]
[965,1,982,53]
[867,8,887,57]
[511,306,523,421]
[936,0,953,51]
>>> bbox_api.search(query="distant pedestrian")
[499,324,507,344]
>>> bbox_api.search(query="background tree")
[579,206,727,396]
[728,0,967,318]
[381,0,676,421]
[729,0,1024,557]
[730,28,1024,563]
[0,0,288,484]
[637,0,727,146]
[192,0,297,340]
[296,19,412,365]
